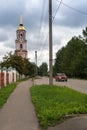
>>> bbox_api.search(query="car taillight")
[59,76,61,79]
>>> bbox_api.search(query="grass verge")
[0,82,17,108]
[30,85,87,130]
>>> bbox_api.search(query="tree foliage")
[0,52,36,76]
[54,27,87,79]
[38,62,48,76]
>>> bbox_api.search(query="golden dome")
[17,25,25,30]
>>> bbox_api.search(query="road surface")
[35,77,87,94]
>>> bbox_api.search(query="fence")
[0,67,18,88]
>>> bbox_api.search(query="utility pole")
[49,0,53,85]
[35,51,37,76]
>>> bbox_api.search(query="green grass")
[30,85,87,130]
[0,82,17,108]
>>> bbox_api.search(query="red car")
[55,73,67,82]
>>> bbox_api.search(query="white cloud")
[0,0,87,66]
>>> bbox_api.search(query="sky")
[0,0,87,66]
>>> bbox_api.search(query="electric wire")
[34,0,47,65]
[37,1,49,64]
[36,0,46,52]
[37,32,49,63]
[37,0,63,65]
[56,0,87,16]
[52,0,62,22]
[37,0,87,65]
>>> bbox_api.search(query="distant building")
[15,16,28,58]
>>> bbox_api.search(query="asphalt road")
[35,77,87,94]
[54,78,87,94]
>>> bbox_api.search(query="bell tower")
[15,16,27,58]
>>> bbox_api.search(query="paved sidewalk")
[0,79,41,130]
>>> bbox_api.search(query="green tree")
[83,26,87,43]
[71,46,87,78]
[0,52,36,76]
[53,47,66,76]
[54,35,87,79]
[38,62,48,76]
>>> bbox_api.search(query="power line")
[37,0,62,65]
[56,0,87,16]
[37,32,49,62]
[36,0,46,50]
[34,0,47,65]
[37,1,49,64]
[38,0,62,59]
[52,0,63,22]
[37,0,87,67]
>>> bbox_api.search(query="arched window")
[20,44,22,49]
[20,34,22,40]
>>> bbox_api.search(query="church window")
[20,34,22,40]
[20,44,22,49]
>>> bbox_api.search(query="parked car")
[55,73,67,82]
